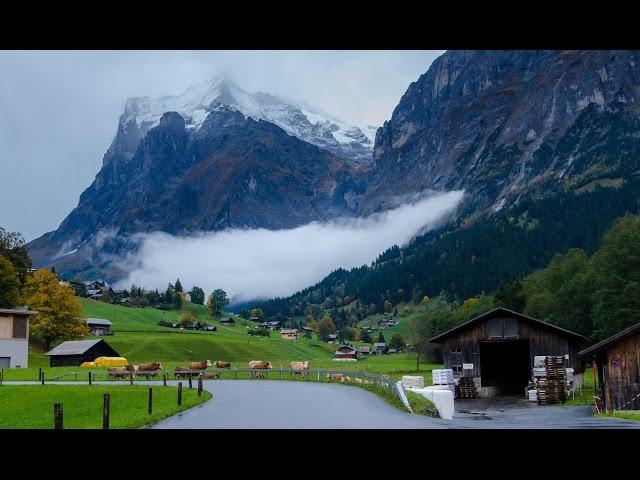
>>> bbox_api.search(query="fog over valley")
[115,191,464,303]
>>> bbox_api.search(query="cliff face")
[27,108,364,279]
[362,50,640,216]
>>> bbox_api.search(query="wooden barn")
[44,339,121,367]
[333,345,357,361]
[430,308,589,397]
[578,322,640,411]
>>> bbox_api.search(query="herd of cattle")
[107,360,313,380]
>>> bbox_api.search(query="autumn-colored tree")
[352,327,361,342]
[384,300,393,313]
[21,269,88,350]
[248,307,263,322]
[0,254,19,308]
[309,319,319,332]
[179,307,199,326]
[421,295,431,304]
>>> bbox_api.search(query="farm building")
[280,328,299,340]
[358,346,371,355]
[44,339,121,367]
[219,317,235,325]
[264,320,281,329]
[85,318,112,336]
[326,333,338,344]
[0,308,37,368]
[578,322,640,411]
[333,345,357,361]
[301,326,314,334]
[429,307,589,398]
[372,342,386,355]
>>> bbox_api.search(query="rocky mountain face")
[28,51,640,281]
[109,76,376,166]
[361,50,640,217]
[27,108,365,278]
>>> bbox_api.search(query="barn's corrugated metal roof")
[578,322,640,358]
[0,308,38,315]
[45,339,102,356]
[429,307,590,343]
[85,318,112,326]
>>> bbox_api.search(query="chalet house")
[430,307,589,398]
[0,308,37,368]
[219,317,235,325]
[579,322,640,411]
[184,292,192,302]
[86,289,103,300]
[333,344,357,361]
[264,321,282,330]
[85,318,112,336]
[327,333,338,344]
[301,326,314,334]
[372,343,387,355]
[358,346,371,355]
[280,328,299,340]
[45,339,121,367]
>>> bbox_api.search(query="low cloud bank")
[116,191,464,304]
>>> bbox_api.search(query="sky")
[0,50,444,242]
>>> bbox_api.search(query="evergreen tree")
[175,278,183,293]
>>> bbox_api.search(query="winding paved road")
[149,380,640,429]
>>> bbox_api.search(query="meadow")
[0,384,210,428]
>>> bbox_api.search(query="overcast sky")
[0,50,443,241]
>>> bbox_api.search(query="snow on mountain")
[120,76,376,164]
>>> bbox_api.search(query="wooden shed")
[578,322,640,411]
[44,339,121,367]
[430,308,589,397]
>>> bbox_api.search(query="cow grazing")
[213,361,230,369]
[108,367,130,380]
[189,360,212,370]
[327,373,345,382]
[249,360,272,369]
[137,362,162,371]
[203,372,220,379]
[290,361,310,376]
[125,364,139,372]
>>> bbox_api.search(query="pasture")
[0,384,211,428]
[7,299,442,385]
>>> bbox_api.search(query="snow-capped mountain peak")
[118,75,375,164]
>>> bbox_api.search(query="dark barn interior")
[480,340,530,394]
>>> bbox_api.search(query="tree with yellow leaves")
[21,269,88,350]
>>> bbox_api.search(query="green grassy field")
[0,384,210,428]
[4,299,441,384]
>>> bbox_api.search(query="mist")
[116,191,464,304]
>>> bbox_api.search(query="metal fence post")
[103,394,110,429]
[148,387,153,414]
[188,375,193,389]
[178,382,183,406]
[163,372,167,386]
[41,370,45,385]
[88,371,92,385]
[54,403,63,429]
[198,375,203,396]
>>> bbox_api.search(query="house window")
[504,318,518,338]
[451,346,462,354]
[12,317,27,339]
[488,318,502,338]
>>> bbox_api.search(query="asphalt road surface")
[148,380,640,429]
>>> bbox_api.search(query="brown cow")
[290,361,310,376]
[213,361,230,369]
[137,362,162,371]
[327,373,345,382]
[189,360,212,370]
[249,360,272,369]
[108,367,130,380]
[203,372,220,379]
[124,364,139,372]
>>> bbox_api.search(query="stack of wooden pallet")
[536,356,567,404]
[456,375,478,399]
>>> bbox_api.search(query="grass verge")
[0,384,211,429]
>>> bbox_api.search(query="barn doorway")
[480,340,530,395]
